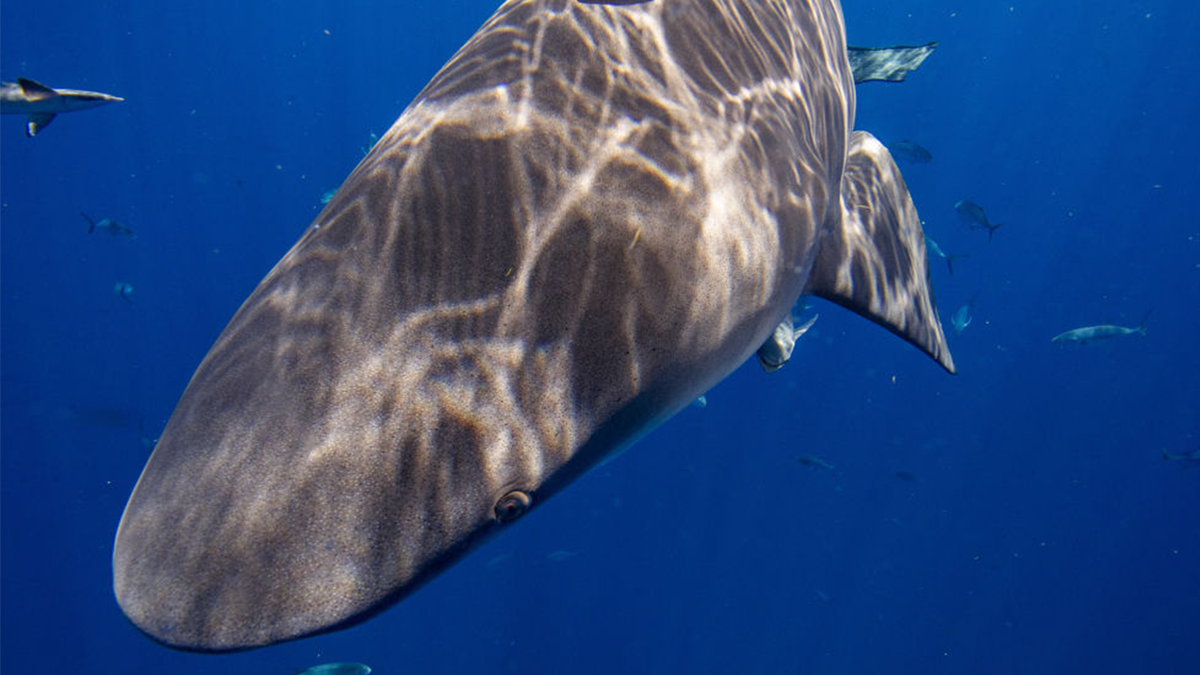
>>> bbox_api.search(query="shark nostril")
[493,490,532,523]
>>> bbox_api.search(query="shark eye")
[493,490,532,523]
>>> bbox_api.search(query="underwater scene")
[2,1,1198,673]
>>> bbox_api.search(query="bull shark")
[113,0,953,652]
[0,77,123,137]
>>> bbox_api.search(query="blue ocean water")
[2,1,1197,673]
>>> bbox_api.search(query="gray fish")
[1,77,122,137]
[1163,447,1200,462]
[81,212,135,238]
[954,199,1002,242]
[798,455,836,471]
[113,281,134,303]
[293,663,371,675]
[113,0,953,651]
[756,312,818,373]
[926,237,967,275]
[1051,311,1150,345]
[950,300,973,334]
[890,139,932,164]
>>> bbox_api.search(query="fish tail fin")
[1136,309,1152,335]
[805,131,955,373]
[80,211,97,234]
[945,253,968,275]
[988,223,1002,242]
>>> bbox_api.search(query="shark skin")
[113,0,953,652]
[0,77,123,136]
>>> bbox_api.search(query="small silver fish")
[113,281,134,303]
[293,663,371,675]
[757,312,819,373]
[1163,447,1200,462]
[1051,312,1149,345]
[950,302,973,334]
[798,455,835,471]
[82,212,135,238]
[926,237,968,275]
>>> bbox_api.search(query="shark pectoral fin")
[848,42,938,83]
[805,131,955,373]
[26,113,55,137]
[17,77,57,100]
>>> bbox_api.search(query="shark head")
[113,0,950,652]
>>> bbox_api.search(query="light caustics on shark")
[113,0,953,652]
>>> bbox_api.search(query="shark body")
[1051,312,1150,345]
[113,0,952,652]
[0,77,123,136]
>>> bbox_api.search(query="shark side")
[0,77,123,136]
[113,0,952,652]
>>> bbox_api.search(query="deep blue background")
[2,1,1197,673]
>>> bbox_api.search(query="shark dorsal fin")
[804,131,954,373]
[17,77,58,100]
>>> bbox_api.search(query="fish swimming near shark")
[950,301,973,334]
[81,212,136,238]
[756,311,819,373]
[1051,311,1150,345]
[294,663,371,675]
[889,139,933,164]
[955,199,1002,242]
[926,237,967,275]
[113,281,134,303]
[0,77,123,137]
[798,455,836,471]
[1162,447,1200,462]
[113,0,952,652]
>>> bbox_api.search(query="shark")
[113,0,953,652]
[0,77,123,137]
[1051,311,1150,345]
